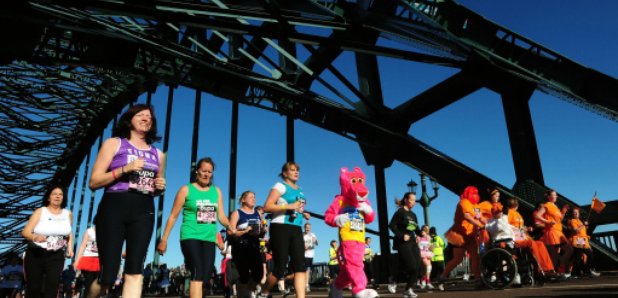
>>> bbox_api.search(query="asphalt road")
[148,271,618,297]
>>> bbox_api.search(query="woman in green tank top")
[157,157,229,298]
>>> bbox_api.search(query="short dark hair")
[42,186,68,208]
[112,104,161,144]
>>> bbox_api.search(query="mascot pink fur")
[325,167,378,298]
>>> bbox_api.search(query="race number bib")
[419,240,430,251]
[247,218,262,236]
[473,208,481,219]
[128,170,156,195]
[513,227,526,241]
[197,201,217,224]
[46,235,67,251]
[575,236,586,246]
[305,237,313,249]
[350,217,364,231]
[90,241,99,253]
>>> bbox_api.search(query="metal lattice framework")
[1,0,617,263]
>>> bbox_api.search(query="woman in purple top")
[88,104,166,298]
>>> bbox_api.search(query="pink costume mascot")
[325,167,378,298]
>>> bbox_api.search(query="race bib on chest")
[513,227,526,241]
[89,241,99,253]
[46,235,67,251]
[247,218,262,236]
[128,170,156,195]
[575,236,586,246]
[305,237,314,249]
[473,208,481,219]
[350,217,364,231]
[197,201,217,224]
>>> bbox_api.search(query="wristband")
[281,203,286,211]
[111,169,118,180]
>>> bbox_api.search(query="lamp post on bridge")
[407,173,439,226]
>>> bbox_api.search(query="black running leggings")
[269,223,305,278]
[397,240,422,289]
[24,246,64,298]
[180,239,216,282]
[95,192,154,285]
[232,241,264,284]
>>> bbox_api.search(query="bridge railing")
[593,231,617,253]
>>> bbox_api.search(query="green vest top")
[180,183,219,242]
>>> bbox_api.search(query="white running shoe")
[438,283,444,291]
[403,288,418,298]
[489,274,497,283]
[329,283,343,298]
[420,280,426,289]
[306,284,311,293]
[353,288,379,298]
[563,273,571,279]
[387,283,397,294]
[426,283,434,290]
[590,270,601,277]
[513,273,521,285]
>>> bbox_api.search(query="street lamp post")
[408,173,439,226]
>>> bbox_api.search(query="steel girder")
[0,0,616,263]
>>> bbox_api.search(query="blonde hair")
[239,190,254,206]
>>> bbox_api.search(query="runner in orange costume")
[535,189,572,274]
[440,186,484,287]
[478,189,503,245]
[506,198,555,273]
[567,207,600,277]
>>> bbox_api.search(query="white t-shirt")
[83,227,98,257]
[32,207,72,251]
[304,232,317,258]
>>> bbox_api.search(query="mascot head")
[340,167,369,206]
[460,186,480,204]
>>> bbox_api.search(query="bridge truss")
[1,0,617,265]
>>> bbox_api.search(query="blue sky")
[67,0,618,269]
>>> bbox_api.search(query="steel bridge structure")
[1,0,617,269]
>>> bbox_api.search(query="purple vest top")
[106,138,160,195]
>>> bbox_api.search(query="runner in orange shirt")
[535,189,573,275]
[506,198,555,274]
[478,189,503,244]
[567,207,600,277]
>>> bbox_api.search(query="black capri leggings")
[180,239,216,281]
[95,192,154,285]
[269,223,304,278]
[232,241,263,284]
